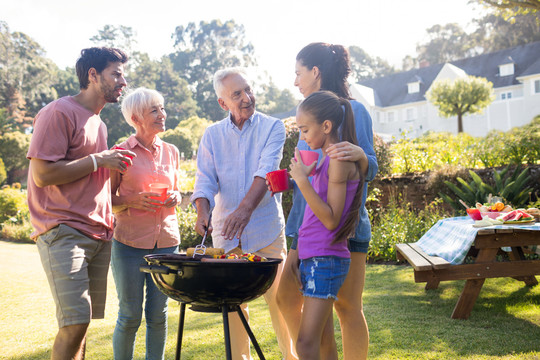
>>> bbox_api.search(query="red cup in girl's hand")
[266,169,289,193]
[296,150,319,176]
[149,183,169,203]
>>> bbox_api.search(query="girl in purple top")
[288,90,365,359]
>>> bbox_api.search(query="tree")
[90,25,140,69]
[0,21,58,126]
[53,67,79,98]
[90,24,137,53]
[175,115,212,147]
[255,82,298,116]
[150,57,199,129]
[475,0,540,21]
[348,46,396,81]
[469,12,540,52]
[170,19,256,121]
[415,23,477,65]
[427,76,494,133]
[0,157,7,186]
[160,127,195,158]
[0,131,31,184]
[161,116,213,158]
[401,55,419,72]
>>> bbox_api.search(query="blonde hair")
[121,87,165,128]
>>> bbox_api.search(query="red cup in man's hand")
[266,169,289,193]
[115,146,134,166]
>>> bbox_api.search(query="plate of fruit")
[475,201,513,219]
[465,200,512,221]
[497,209,535,224]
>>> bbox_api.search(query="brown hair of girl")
[298,90,364,243]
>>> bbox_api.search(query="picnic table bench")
[396,225,540,319]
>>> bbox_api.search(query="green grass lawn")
[1,240,540,359]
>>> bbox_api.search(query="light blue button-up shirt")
[191,111,286,253]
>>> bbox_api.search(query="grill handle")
[140,264,178,275]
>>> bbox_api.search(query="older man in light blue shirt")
[191,67,297,360]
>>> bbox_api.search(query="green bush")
[178,159,196,192]
[0,186,32,243]
[1,217,33,243]
[439,165,534,210]
[177,204,212,250]
[0,187,28,224]
[279,116,297,220]
[0,131,31,184]
[388,118,540,175]
[368,191,451,262]
[373,133,391,178]
[160,127,194,158]
[0,158,6,186]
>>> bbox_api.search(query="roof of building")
[357,41,540,108]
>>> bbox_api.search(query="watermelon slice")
[501,210,517,221]
[517,209,533,220]
[498,209,534,223]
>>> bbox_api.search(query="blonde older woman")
[110,87,181,360]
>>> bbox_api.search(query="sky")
[2,0,486,98]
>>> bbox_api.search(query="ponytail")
[332,174,363,245]
[296,42,352,99]
[332,98,363,244]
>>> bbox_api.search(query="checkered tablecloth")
[416,216,540,265]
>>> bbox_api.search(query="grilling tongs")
[193,212,212,258]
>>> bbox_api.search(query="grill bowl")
[141,254,281,307]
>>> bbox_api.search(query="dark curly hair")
[75,47,128,90]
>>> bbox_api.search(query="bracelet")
[89,154,98,172]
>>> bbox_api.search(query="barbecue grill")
[140,253,282,360]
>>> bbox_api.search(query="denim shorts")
[290,237,369,253]
[299,256,350,300]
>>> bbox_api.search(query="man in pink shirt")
[27,47,134,360]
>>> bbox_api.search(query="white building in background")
[352,41,540,140]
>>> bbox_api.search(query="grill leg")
[176,303,186,360]
[222,306,233,360]
[235,305,266,360]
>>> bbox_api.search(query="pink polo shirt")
[26,96,114,241]
[111,135,181,249]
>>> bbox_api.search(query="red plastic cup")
[296,150,319,176]
[466,208,482,221]
[149,183,169,204]
[266,169,289,193]
[115,146,134,166]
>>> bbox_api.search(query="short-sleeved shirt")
[26,96,114,241]
[111,135,181,249]
[190,111,286,254]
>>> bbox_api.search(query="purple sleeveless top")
[297,156,360,260]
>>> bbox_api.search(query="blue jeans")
[111,239,178,360]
